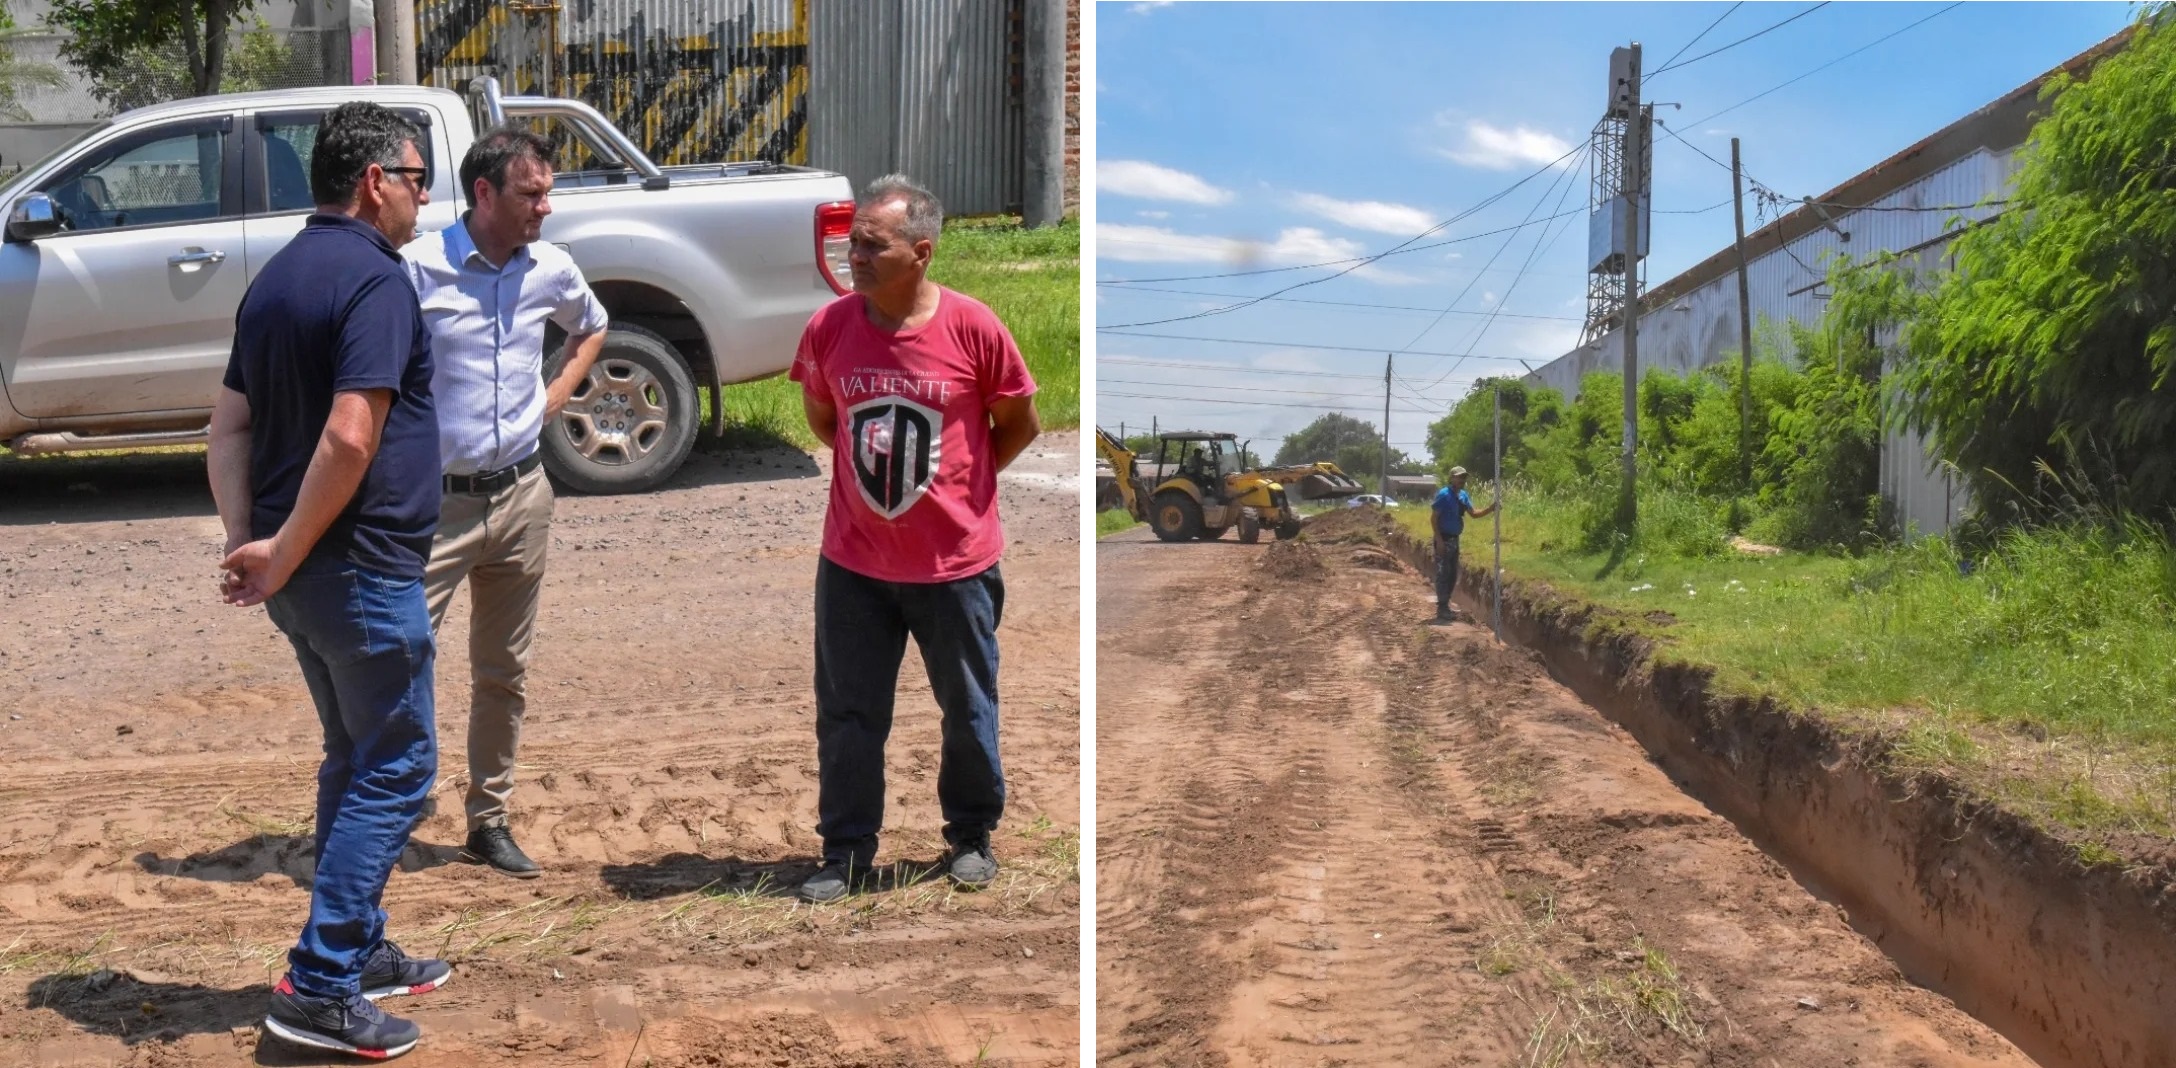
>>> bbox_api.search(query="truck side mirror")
[6,194,62,242]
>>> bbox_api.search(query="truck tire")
[540,324,700,495]
[1239,513,1261,543]
[1149,491,1202,542]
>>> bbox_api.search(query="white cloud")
[1290,192,1436,236]
[1101,160,1233,205]
[1437,118,1576,171]
[1137,209,1170,220]
[1129,1,1174,11]
[1096,223,1425,284]
[1483,291,1498,304]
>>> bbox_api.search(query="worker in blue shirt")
[1430,466,1498,622]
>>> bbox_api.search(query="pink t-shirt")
[790,287,1037,583]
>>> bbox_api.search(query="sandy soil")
[0,432,1081,1067]
[1093,511,2032,1067]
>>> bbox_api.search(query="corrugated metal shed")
[411,0,1033,214]
[808,0,1023,216]
[1526,29,2135,535]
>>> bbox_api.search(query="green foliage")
[1424,377,1564,484]
[1274,412,1420,475]
[44,0,262,112]
[1752,263,1903,549]
[1896,10,2176,522]
[0,16,66,123]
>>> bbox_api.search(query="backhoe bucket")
[1295,470,1364,500]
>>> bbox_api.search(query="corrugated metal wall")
[412,0,1024,213]
[1530,148,2019,535]
[417,0,810,166]
[808,0,1022,215]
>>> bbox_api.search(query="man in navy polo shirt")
[207,101,451,1060]
[1431,465,1498,623]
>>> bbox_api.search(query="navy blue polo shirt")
[221,213,440,577]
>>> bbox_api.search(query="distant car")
[1346,494,1398,509]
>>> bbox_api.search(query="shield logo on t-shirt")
[847,396,944,519]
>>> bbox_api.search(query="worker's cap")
[1449,466,1468,478]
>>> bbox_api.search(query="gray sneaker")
[946,844,998,889]
[798,860,870,904]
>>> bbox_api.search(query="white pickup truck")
[0,79,856,493]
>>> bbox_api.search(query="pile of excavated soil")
[1260,538,1327,579]
[1297,506,1399,544]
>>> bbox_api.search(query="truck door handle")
[168,248,227,266]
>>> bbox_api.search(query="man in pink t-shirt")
[788,174,1041,903]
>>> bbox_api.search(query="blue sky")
[1093,0,2136,458]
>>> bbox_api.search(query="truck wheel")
[540,324,700,495]
[1239,513,1261,543]
[1149,491,1202,542]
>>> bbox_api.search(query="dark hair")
[310,102,421,207]
[862,174,943,245]
[459,125,555,208]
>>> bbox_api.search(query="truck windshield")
[0,123,112,202]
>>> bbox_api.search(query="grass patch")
[1097,508,1140,538]
[1400,484,2176,841]
[711,216,1079,452]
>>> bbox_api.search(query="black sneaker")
[946,842,998,889]
[1436,606,1456,623]
[798,859,872,904]
[463,825,540,879]
[360,940,452,1001]
[264,975,421,1059]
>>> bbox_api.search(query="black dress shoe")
[463,825,541,879]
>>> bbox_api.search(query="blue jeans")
[264,564,437,999]
[1435,535,1461,611]
[813,557,1005,867]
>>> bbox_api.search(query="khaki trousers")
[425,463,552,831]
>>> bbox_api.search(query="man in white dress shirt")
[403,125,609,877]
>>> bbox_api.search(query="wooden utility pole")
[1617,43,1644,529]
[1733,137,1754,492]
[1491,386,1503,643]
[1380,354,1394,497]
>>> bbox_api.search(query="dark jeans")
[264,564,437,999]
[813,557,1005,868]
[1435,535,1461,611]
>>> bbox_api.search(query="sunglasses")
[383,165,429,187]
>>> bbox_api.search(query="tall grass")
[1097,508,1140,538]
[713,216,1079,451]
[1402,489,2176,835]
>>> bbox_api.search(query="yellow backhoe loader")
[1096,427,1364,543]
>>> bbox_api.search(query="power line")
[1100,141,1587,329]
[1393,143,1589,356]
[1656,198,1731,214]
[1100,356,1384,380]
[1686,2,1965,129]
[1095,207,1589,287]
[1100,377,1401,402]
[1649,2,1831,78]
[1655,1,1743,73]
[1106,286,1586,323]
[1095,329,1543,364]
[1420,140,1592,393]
[1101,391,1436,415]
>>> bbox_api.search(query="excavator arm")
[1095,427,1148,520]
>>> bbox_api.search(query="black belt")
[444,452,541,495]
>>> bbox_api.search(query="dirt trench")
[0,435,1084,1067]
[1372,520,2176,1068]
[1097,516,2034,1067]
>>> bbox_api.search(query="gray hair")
[861,173,943,245]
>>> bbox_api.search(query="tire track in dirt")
[1098,517,2037,1066]
[0,437,1083,1068]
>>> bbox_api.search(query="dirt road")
[1094,512,2030,1067]
[0,433,1080,1067]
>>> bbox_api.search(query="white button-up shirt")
[402,218,610,476]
